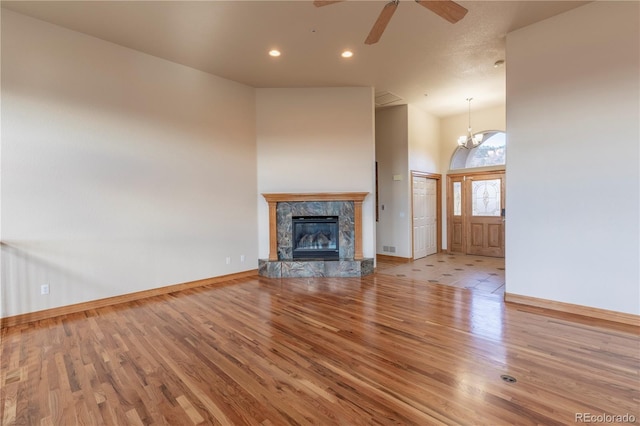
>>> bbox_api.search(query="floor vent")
[500,374,517,383]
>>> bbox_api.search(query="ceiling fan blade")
[313,0,343,6]
[365,1,399,45]
[415,0,468,23]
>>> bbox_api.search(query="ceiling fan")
[314,0,468,45]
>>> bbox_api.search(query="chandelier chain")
[457,97,483,149]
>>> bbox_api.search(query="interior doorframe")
[447,168,505,255]
[410,171,442,259]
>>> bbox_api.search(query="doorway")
[411,171,441,260]
[447,170,505,257]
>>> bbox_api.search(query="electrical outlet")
[225,256,231,265]
[40,284,49,295]
[240,254,245,263]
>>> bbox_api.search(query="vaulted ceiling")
[1,1,587,117]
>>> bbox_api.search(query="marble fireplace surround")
[259,192,374,278]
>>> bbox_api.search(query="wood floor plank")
[1,265,638,425]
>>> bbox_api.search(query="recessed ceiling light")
[341,50,354,58]
[269,49,281,57]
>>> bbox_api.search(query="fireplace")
[292,216,339,260]
[259,192,373,278]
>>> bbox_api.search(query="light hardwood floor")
[2,255,638,425]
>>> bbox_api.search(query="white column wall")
[408,105,440,174]
[256,87,376,260]
[375,106,411,258]
[505,2,639,314]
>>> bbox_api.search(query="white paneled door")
[413,176,438,260]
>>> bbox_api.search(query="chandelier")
[457,97,483,149]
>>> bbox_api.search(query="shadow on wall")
[1,241,95,318]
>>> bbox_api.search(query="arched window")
[450,131,506,170]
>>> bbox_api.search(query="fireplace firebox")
[292,216,339,260]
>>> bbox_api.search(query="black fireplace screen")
[292,216,339,260]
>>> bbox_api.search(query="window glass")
[450,131,506,170]
[471,179,501,216]
[466,132,506,168]
[453,182,462,216]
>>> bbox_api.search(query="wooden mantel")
[262,192,369,261]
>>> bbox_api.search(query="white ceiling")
[1,1,587,117]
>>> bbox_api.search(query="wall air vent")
[375,91,403,107]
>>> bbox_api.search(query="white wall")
[375,105,440,258]
[439,104,506,249]
[1,11,258,317]
[505,2,639,315]
[408,105,440,174]
[256,87,376,259]
[375,106,410,258]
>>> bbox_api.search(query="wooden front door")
[448,171,505,258]
[466,174,505,257]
